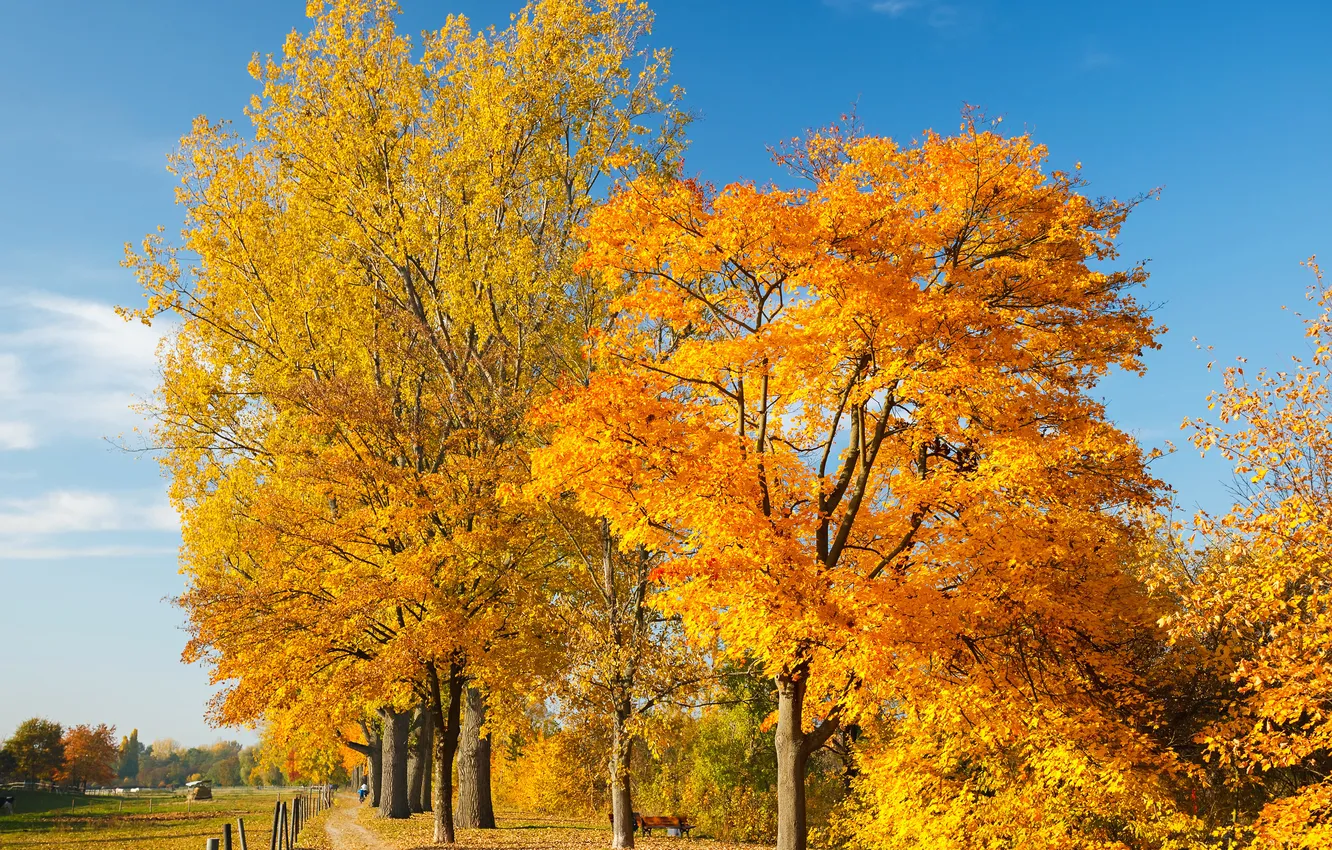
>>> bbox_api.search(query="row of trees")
[0,720,310,789]
[124,0,1332,847]
[128,0,693,844]
[0,719,113,787]
[114,731,309,788]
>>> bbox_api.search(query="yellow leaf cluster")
[124,0,683,764]
[1179,260,1332,847]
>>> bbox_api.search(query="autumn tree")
[537,116,1170,850]
[126,0,683,842]
[3,718,64,783]
[247,717,352,786]
[57,724,118,788]
[529,509,710,848]
[1178,259,1332,847]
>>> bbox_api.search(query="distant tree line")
[0,718,326,789]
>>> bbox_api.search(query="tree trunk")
[407,751,422,813]
[609,710,635,849]
[370,740,382,808]
[774,666,838,850]
[775,679,808,850]
[429,661,465,844]
[422,721,433,812]
[409,699,431,813]
[456,687,496,829]
[378,706,412,819]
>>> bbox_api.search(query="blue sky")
[0,0,1328,746]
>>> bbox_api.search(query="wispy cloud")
[0,489,178,560]
[870,0,917,16]
[0,353,21,395]
[825,0,960,27]
[0,422,37,450]
[6,294,163,372]
[0,544,179,561]
[0,490,176,536]
[0,292,170,450]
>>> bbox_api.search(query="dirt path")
[323,798,392,850]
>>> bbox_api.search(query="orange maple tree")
[535,115,1171,850]
[57,724,118,788]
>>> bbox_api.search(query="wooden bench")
[640,815,693,837]
[608,812,694,837]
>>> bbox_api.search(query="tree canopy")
[116,1,1332,848]
[2,719,64,783]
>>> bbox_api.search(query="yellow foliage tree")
[126,0,683,842]
[530,509,711,848]
[492,725,606,817]
[1182,259,1332,847]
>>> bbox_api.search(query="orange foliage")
[535,114,1177,849]
[58,723,118,787]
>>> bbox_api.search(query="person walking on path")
[358,781,368,804]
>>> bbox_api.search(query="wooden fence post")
[238,817,249,850]
[207,839,220,850]
[223,822,233,850]
[269,801,281,850]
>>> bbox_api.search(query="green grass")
[0,787,324,849]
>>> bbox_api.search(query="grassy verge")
[0,787,320,849]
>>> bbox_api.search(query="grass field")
[0,787,324,849]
